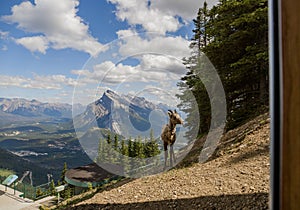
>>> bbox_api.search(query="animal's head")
[168,109,184,125]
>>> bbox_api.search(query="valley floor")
[64,115,270,210]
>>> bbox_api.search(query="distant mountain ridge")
[0,92,172,137]
[0,98,72,117]
[0,98,84,126]
[73,90,169,138]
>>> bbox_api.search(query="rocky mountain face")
[73,90,169,138]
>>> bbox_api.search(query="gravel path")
[66,117,270,210]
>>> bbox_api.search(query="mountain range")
[0,98,84,126]
[0,90,180,140]
[72,90,189,163]
[0,98,72,117]
[0,90,185,182]
[73,90,170,138]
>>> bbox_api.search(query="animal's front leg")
[170,145,174,167]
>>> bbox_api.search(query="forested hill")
[0,147,49,185]
[178,0,268,137]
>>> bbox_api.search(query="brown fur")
[161,109,183,169]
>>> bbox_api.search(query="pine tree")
[49,179,56,196]
[178,1,211,137]
[144,130,160,157]
[36,187,43,198]
[149,140,160,157]
[120,138,128,156]
[105,131,113,163]
[113,134,119,151]
[60,162,67,184]
[97,138,106,164]
[63,187,72,199]
[120,138,129,174]
[203,0,268,129]
[128,137,134,157]
[132,139,139,158]
[144,138,151,158]
[136,137,145,159]
[190,1,209,51]
[107,132,112,144]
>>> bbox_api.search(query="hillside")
[64,113,270,210]
[0,147,50,185]
[0,119,92,185]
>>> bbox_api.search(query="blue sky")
[0,0,218,105]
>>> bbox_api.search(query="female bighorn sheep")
[161,109,183,169]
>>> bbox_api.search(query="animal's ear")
[174,109,177,113]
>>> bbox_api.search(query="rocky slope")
[66,113,270,210]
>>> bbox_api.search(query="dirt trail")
[67,115,270,210]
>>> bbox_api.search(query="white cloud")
[0,75,29,87]
[116,29,138,38]
[143,83,180,105]
[95,62,138,84]
[140,54,186,75]
[151,0,219,21]
[71,69,91,77]
[71,63,184,105]
[0,74,77,90]
[70,31,189,88]
[71,31,189,86]
[31,74,78,88]
[1,45,8,51]
[0,31,9,40]
[117,31,191,58]
[108,0,181,34]
[2,0,105,56]
[71,53,185,86]
[204,0,220,8]
[15,36,48,54]
[109,0,219,35]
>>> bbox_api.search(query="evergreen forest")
[177,0,268,137]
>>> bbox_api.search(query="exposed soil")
[65,114,270,210]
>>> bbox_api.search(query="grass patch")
[0,168,15,177]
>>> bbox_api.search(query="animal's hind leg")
[164,142,168,170]
[171,144,176,164]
